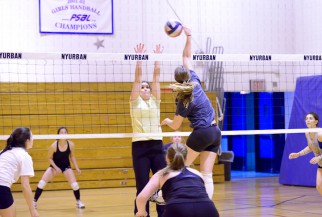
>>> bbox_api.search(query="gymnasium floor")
[14,172,322,217]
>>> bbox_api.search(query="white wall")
[294,0,322,53]
[0,0,321,90]
[0,0,295,53]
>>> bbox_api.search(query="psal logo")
[70,14,91,21]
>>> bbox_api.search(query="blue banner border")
[39,0,114,35]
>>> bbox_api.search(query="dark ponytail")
[0,127,31,155]
[161,142,187,176]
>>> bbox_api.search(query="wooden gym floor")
[14,175,322,217]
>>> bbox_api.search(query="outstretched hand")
[161,118,171,126]
[153,44,164,54]
[289,153,300,159]
[134,43,146,54]
[310,156,321,164]
[183,26,191,37]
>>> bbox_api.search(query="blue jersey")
[161,167,210,205]
[175,70,215,129]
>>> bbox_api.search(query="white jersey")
[0,147,34,188]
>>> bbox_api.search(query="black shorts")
[186,124,221,153]
[0,185,14,209]
[50,165,71,172]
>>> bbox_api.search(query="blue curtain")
[279,75,322,186]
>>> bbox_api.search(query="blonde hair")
[172,66,196,108]
[170,82,196,108]
[161,142,187,176]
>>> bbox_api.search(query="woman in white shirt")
[0,127,39,217]
[130,43,167,217]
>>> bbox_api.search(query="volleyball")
[164,20,183,37]
[150,190,165,205]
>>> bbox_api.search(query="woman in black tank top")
[33,127,85,209]
[135,143,219,217]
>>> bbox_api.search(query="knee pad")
[201,171,214,199]
[201,171,213,183]
[37,180,47,189]
[71,182,79,191]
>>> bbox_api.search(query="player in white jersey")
[0,127,39,217]
[130,43,167,217]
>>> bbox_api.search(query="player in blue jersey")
[161,27,222,199]
[135,142,219,217]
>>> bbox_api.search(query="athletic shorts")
[163,201,219,217]
[186,124,221,153]
[50,165,71,172]
[0,185,14,209]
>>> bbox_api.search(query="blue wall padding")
[258,93,274,159]
[279,75,322,186]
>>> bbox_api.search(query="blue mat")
[279,75,322,186]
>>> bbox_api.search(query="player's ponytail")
[162,142,187,176]
[0,127,31,155]
[172,66,196,108]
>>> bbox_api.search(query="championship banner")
[39,0,114,35]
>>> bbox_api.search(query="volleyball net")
[1,52,322,141]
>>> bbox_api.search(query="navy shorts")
[186,124,221,153]
[163,201,219,217]
[0,185,14,209]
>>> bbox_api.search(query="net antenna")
[166,0,203,52]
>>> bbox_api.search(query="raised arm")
[131,43,146,100]
[182,27,192,71]
[152,44,164,100]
